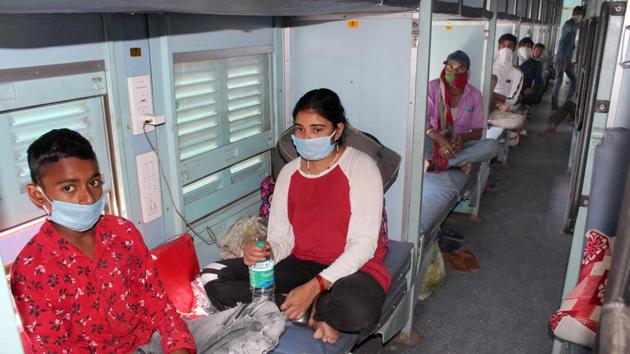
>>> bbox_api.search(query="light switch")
[127,75,155,135]
[136,151,162,223]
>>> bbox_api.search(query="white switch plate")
[136,151,162,223]
[127,75,155,135]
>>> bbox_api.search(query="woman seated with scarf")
[425,50,499,173]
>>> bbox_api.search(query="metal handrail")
[576,19,598,131]
[563,2,611,232]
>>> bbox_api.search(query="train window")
[0,96,114,231]
[496,0,508,14]
[173,51,272,220]
[517,0,529,19]
[529,0,540,22]
[507,0,517,16]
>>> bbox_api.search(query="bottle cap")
[256,240,266,248]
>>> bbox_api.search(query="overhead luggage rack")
[0,0,419,16]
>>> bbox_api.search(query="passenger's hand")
[524,88,534,95]
[280,279,320,320]
[243,241,271,266]
[497,103,511,112]
[438,140,455,160]
[452,135,464,153]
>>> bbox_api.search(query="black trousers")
[204,255,385,333]
[520,92,543,105]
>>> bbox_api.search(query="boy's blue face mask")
[38,187,106,232]
[290,130,337,161]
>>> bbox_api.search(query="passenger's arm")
[128,226,195,353]
[266,161,296,263]
[320,154,383,285]
[492,92,507,109]
[11,264,71,352]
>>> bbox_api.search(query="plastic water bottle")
[249,240,275,302]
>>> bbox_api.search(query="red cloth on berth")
[11,215,195,354]
[287,166,391,292]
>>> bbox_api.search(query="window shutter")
[173,50,272,221]
[0,97,111,230]
[174,60,221,161]
[226,56,266,143]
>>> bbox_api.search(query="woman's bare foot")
[310,319,339,344]
[307,301,339,344]
[461,163,473,175]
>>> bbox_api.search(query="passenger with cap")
[551,6,585,110]
[425,50,499,173]
[518,37,543,105]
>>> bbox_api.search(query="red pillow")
[549,229,612,348]
[151,234,200,314]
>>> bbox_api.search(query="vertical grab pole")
[404,0,431,334]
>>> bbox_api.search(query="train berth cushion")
[273,240,413,354]
[585,128,630,235]
[421,169,469,237]
[550,229,613,348]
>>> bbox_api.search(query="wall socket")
[136,151,162,224]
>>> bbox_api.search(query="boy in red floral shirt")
[11,128,195,353]
[13,129,285,353]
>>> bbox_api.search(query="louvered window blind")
[173,51,272,221]
[0,97,112,231]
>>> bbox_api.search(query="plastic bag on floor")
[419,242,446,300]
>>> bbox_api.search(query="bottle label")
[249,260,274,289]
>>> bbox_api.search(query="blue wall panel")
[430,22,486,91]
[289,16,413,241]
[0,14,105,69]
[168,14,273,53]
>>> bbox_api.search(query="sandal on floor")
[443,252,468,272]
[461,249,480,272]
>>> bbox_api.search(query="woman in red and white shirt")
[205,88,390,344]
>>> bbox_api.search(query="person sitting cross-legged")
[518,37,543,106]
[425,50,499,173]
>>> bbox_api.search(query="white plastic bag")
[220,216,268,259]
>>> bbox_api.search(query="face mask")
[38,187,106,232]
[496,47,514,67]
[573,15,583,23]
[518,47,532,62]
[445,73,455,83]
[291,130,336,161]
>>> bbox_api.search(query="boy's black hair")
[498,33,518,47]
[573,6,585,15]
[518,37,534,47]
[534,43,545,49]
[292,88,349,144]
[27,128,98,185]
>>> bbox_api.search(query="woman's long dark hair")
[292,88,349,144]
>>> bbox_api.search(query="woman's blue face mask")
[291,130,337,161]
[38,186,106,232]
